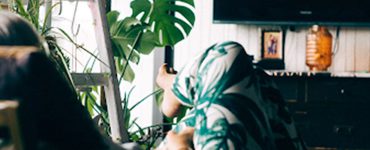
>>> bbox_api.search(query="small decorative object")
[0,0,8,10]
[306,25,332,71]
[262,30,284,59]
[258,30,285,70]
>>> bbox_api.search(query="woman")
[157,41,306,149]
[0,11,125,150]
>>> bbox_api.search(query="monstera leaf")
[108,11,157,56]
[131,0,195,46]
[130,0,151,22]
[107,11,157,82]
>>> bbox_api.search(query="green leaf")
[108,15,156,83]
[130,133,140,142]
[148,0,195,46]
[124,110,131,129]
[177,0,195,7]
[111,17,156,55]
[112,39,140,64]
[130,0,151,22]
[122,86,135,114]
[118,62,135,82]
[154,20,183,46]
[85,92,96,116]
[116,59,135,83]
[13,0,30,22]
[128,117,139,130]
[134,122,145,136]
[136,31,157,54]
[107,11,120,27]
[110,17,141,36]
[42,2,61,34]
[27,0,40,30]
[129,89,163,111]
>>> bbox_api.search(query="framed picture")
[261,30,284,60]
[258,30,285,70]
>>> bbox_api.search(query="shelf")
[266,70,370,78]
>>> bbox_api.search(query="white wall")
[51,1,99,72]
[175,0,370,73]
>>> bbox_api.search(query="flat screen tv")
[213,0,370,26]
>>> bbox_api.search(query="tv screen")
[213,0,370,26]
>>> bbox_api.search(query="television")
[213,0,370,26]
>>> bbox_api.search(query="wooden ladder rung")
[71,73,109,87]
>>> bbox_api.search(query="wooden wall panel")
[236,25,250,55]
[354,28,370,72]
[247,25,260,58]
[331,27,347,72]
[295,30,307,71]
[284,30,298,71]
[344,28,356,72]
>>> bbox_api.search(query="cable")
[332,26,341,55]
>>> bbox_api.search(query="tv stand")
[267,71,370,149]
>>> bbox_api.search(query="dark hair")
[0,11,111,149]
[0,11,41,46]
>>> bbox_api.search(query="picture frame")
[261,30,284,60]
[258,30,285,70]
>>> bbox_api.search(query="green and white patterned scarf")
[163,41,306,150]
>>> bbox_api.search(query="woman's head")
[0,11,41,46]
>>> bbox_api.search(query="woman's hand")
[165,127,195,150]
[156,64,176,89]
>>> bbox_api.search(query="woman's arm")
[156,64,182,118]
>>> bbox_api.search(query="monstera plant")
[107,0,195,82]
[103,0,195,147]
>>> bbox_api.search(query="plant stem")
[129,89,163,111]
[105,0,111,13]
[118,30,143,83]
